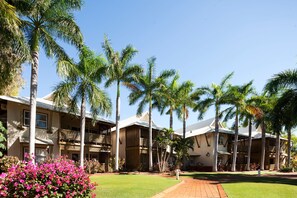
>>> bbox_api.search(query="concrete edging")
[152,180,185,198]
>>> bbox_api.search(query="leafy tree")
[223,81,254,171]
[53,46,112,167]
[172,137,194,169]
[14,0,83,159]
[127,57,175,171]
[193,72,233,172]
[155,128,174,172]
[102,37,142,171]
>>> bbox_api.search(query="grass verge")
[90,174,179,198]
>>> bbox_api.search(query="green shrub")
[279,167,293,172]
[0,156,21,173]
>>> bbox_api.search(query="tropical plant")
[265,69,297,167]
[102,36,142,171]
[53,46,112,167]
[155,128,174,172]
[0,121,6,157]
[251,93,277,170]
[0,156,96,197]
[156,73,179,129]
[193,72,233,172]
[239,98,261,171]
[177,81,196,139]
[127,57,175,171]
[0,0,27,95]
[13,0,83,159]
[172,137,194,169]
[222,81,254,171]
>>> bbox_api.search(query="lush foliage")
[0,156,95,197]
[0,122,6,157]
[0,156,20,173]
[84,159,105,174]
[155,128,174,172]
[172,136,194,169]
[91,174,179,198]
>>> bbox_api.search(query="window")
[24,110,48,129]
[24,147,48,163]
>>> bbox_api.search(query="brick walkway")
[153,178,228,198]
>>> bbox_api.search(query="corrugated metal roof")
[174,118,234,138]
[0,95,115,125]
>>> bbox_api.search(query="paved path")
[153,178,227,198]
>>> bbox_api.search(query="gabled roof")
[238,126,287,140]
[0,95,115,125]
[174,118,234,138]
[111,112,163,132]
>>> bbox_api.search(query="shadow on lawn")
[181,173,297,186]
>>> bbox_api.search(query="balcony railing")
[59,129,111,145]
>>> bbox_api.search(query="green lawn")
[181,172,297,198]
[90,174,179,198]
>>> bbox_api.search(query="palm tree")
[193,72,233,172]
[172,136,194,169]
[13,0,83,159]
[177,81,195,139]
[265,69,297,167]
[223,81,254,172]
[157,73,180,130]
[239,97,261,171]
[0,0,28,95]
[251,93,276,170]
[102,37,142,171]
[53,46,112,167]
[127,57,175,171]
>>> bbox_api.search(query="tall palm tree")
[251,93,276,170]
[223,81,254,172]
[265,69,297,167]
[193,72,233,172]
[177,81,195,139]
[102,37,142,171]
[14,0,83,159]
[53,46,112,167]
[157,73,180,130]
[127,57,175,171]
[239,97,261,171]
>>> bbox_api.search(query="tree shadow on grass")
[181,173,297,186]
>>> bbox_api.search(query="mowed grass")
[90,174,179,198]
[181,172,297,198]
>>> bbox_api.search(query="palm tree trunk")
[169,107,173,130]
[79,96,86,167]
[183,104,186,139]
[246,118,252,171]
[115,82,120,171]
[260,121,266,170]
[287,127,291,167]
[275,131,280,170]
[231,109,239,172]
[148,96,153,171]
[213,106,219,172]
[29,50,39,162]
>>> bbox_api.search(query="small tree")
[172,137,194,169]
[155,128,174,172]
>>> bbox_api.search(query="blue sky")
[20,0,297,130]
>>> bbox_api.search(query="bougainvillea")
[0,156,96,197]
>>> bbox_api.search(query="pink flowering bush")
[0,156,96,197]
